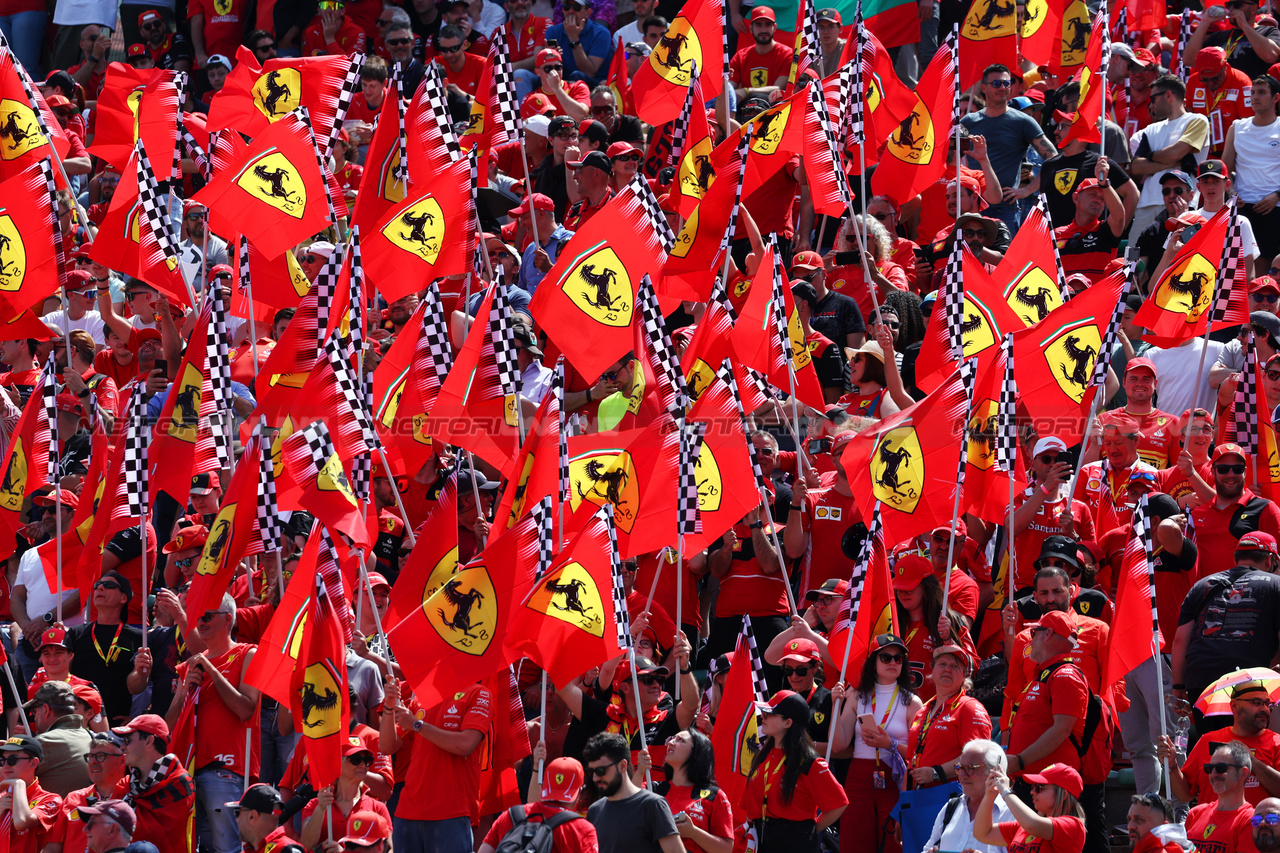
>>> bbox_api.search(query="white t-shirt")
[15,549,85,627]
[1148,337,1225,415]
[615,20,644,46]
[41,310,106,346]
[1130,112,1210,209]
[852,681,913,760]
[1230,116,1280,202]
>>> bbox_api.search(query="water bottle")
[1167,693,1191,754]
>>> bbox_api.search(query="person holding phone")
[654,730,733,853]
[973,763,1086,853]
[830,634,922,853]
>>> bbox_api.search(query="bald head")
[1256,798,1280,851]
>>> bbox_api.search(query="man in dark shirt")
[792,281,849,404]
[791,251,865,350]
[66,571,148,725]
[1183,0,1280,83]
[590,85,644,145]
[1135,171,1195,288]
[1038,121,1139,228]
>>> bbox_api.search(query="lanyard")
[92,622,125,666]
[870,684,901,768]
[911,692,963,770]
[761,754,785,818]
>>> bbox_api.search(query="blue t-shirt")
[959,109,1049,190]
[545,18,614,78]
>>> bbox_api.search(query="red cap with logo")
[892,553,933,590]
[1252,276,1280,295]
[749,5,775,21]
[1212,442,1247,463]
[1023,763,1083,798]
[1237,531,1279,555]
[778,637,820,664]
[541,756,586,803]
[535,48,562,67]
[342,735,372,757]
[340,811,391,846]
[1031,610,1078,646]
[163,524,208,554]
[112,713,170,740]
[1195,46,1227,75]
[37,626,70,651]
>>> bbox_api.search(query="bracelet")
[1040,483,1051,496]
[76,389,89,398]
[680,666,692,674]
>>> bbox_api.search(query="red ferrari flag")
[0,49,70,181]
[505,505,624,685]
[350,76,408,236]
[528,182,670,379]
[963,335,1027,525]
[605,37,635,115]
[192,112,332,259]
[0,162,61,316]
[89,65,180,174]
[373,287,451,478]
[231,235,312,325]
[710,621,765,810]
[667,73,715,219]
[825,505,898,674]
[147,302,212,507]
[684,376,766,552]
[631,0,725,126]
[869,40,956,207]
[1056,15,1107,148]
[1103,498,1161,693]
[363,156,474,302]
[293,577,350,789]
[958,0,1018,90]
[386,476,459,629]
[207,48,352,139]
[993,202,1064,326]
[493,374,564,531]
[244,523,320,704]
[663,135,746,302]
[277,421,370,549]
[0,364,52,559]
[387,510,539,711]
[842,370,969,546]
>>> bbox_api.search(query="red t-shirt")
[499,16,550,62]
[51,785,109,853]
[1157,460,1214,509]
[738,751,846,822]
[825,260,910,324]
[91,351,136,393]
[188,0,249,60]
[1185,801,1254,853]
[175,643,259,777]
[803,488,861,592]
[634,549,699,633]
[1096,408,1182,469]
[1011,487,1096,593]
[0,780,61,853]
[997,816,1086,853]
[344,93,382,125]
[1181,726,1280,807]
[936,566,979,621]
[741,154,801,239]
[729,42,794,90]
[481,803,598,851]
[1007,653,1088,776]
[520,81,591,117]
[1190,487,1280,579]
[440,53,487,98]
[334,161,363,195]
[299,793,391,838]
[906,693,992,782]
[397,683,493,822]
[301,17,368,56]
[664,784,733,852]
[714,521,790,617]
[901,620,977,704]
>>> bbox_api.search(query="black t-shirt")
[608,115,645,146]
[532,153,571,221]
[803,685,833,743]
[156,32,194,71]
[1135,214,1174,269]
[67,621,144,725]
[587,788,679,853]
[1208,24,1280,81]
[145,624,185,718]
[1154,536,1198,576]
[564,691,682,763]
[1178,565,1280,696]
[810,290,865,348]
[809,338,850,394]
[1039,150,1135,228]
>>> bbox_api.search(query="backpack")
[493,805,583,853]
[1037,660,1114,786]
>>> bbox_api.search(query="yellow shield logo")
[167,362,204,442]
[271,417,296,478]
[197,509,235,577]
[787,305,811,369]
[733,706,759,776]
[234,149,308,218]
[671,205,699,259]
[886,96,936,165]
[506,453,536,524]
[561,244,633,327]
[384,196,445,263]
[1007,267,1061,325]
[677,138,715,201]
[1053,169,1077,196]
[685,357,714,401]
[318,452,357,505]
[1060,1,1091,65]
[1154,252,1215,322]
[568,450,640,531]
[748,103,791,156]
[647,16,702,86]
[300,659,343,736]
[1043,323,1103,403]
[0,99,46,161]
[377,370,432,448]
[126,87,144,142]
[963,0,1016,39]
[966,398,999,471]
[463,98,485,138]
[0,213,28,293]
[420,545,462,605]
[524,561,605,636]
[425,565,497,654]
[1021,0,1048,37]
[870,426,924,512]
[694,442,722,512]
[0,437,26,512]
[379,146,408,205]
[285,251,311,296]
[253,69,302,120]
[958,297,997,357]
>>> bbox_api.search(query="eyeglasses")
[0,756,32,767]
[84,752,121,763]
[1253,293,1279,303]
[386,37,411,46]
[878,652,903,664]
[1163,186,1187,196]
[553,131,579,140]
[984,79,1012,88]
[1252,814,1280,827]
[591,105,615,115]
[637,674,661,686]
[954,762,986,775]
[961,228,986,239]
[436,42,463,53]
[346,753,374,766]
[199,611,227,623]
[540,64,564,73]
[612,152,642,162]
[871,211,894,221]
[782,665,812,677]
[879,320,901,329]
[1205,762,1243,774]
[140,20,163,29]
[172,557,195,570]
[1215,464,1246,475]
[302,254,320,263]
[93,580,120,590]
[589,760,620,777]
[75,257,93,265]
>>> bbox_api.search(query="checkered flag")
[317,525,355,641]
[123,382,149,517]
[489,283,523,405]
[942,234,966,359]
[422,63,462,161]
[996,333,1018,474]
[314,242,346,355]
[531,494,555,578]
[601,503,631,651]
[554,359,570,501]
[347,227,365,360]
[321,54,366,158]
[1210,198,1243,327]
[1237,330,1260,455]
[1176,11,1192,81]
[255,421,283,552]
[956,358,975,488]
[716,133,751,257]
[770,238,794,366]
[948,25,961,124]
[1131,494,1160,639]
[719,361,770,496]
[810,78,852,209]
[294,107,339,226]
[421,282,455,385]
[834,502,882,635]
[1036,194,1068,290]
[841,0,865,146]
[791,0,821,81]
[36,159,62,294]
[2,40,56,141]
[179,120,211,181]
[324,334,378,453]
[167,73,188,183]
[135,141,181,268]
[40,359,58,483]
[739,615,769,704]
[638,275,689,416]
[206,277,233,468]
[487,28,522,139]
[390,69,409,189]
[628,171,676,253]
[668,63,699,168]
[1092,272,1132,391]
[352,371,375,503]
[677,418,704,536]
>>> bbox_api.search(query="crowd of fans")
[11,0,1280,851]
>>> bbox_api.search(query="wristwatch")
[568,39,581,48]
[748,520,763,530]
[412,718,424,733]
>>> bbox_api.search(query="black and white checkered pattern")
[1211,198,1242,326]
[769,239,794,366]
[996,333,1017,474]
[793,0,821,78]
[294,107,339,227]
[1036,193,1068,291]
[809,78,852,209]
[256,420,282,552]
[1177,11,1192,82]
[391,70,409,188]
[422,63,462,161]
[720,1,730,76]
[1131,494,1160,638]
[347,227,365,360]
[554,361,570,501]
[1237,330,1259,455]
[716,133,751,257]
[942,234,966,359]
[322,54,366,158]
[206,278,233,469]
[317,524,354,641]
[628,171,676,253]
[40,360,57,483]
[352,371,375,503]
[167,73,189,184]
[314,242,345,355]
[135,141,181,268]
[179,120,211,182]
[677,418,704,536]
[739,615,769,704]
[602,503,630,651]
[37,159,62,287]
[421,282,456,385]
[1092,273,1132,390]
[531,494,555,579]
[668,64,699,169]
[6,45,55,141]
[123,382,149,517]
[638,275,689,416]
[487,28,523,140]
[956,358,975,486]
[488,284,523,402]
[835,501,882,635]
[843,0,866,146]
[325,335,378,452]
[237,234,251,314]
[719,362,769,494]
[948,25,961,124]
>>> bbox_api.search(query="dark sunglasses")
[436,42,463,53]
[590,760,620,777]
[140,20,163,29]
[1215,464,1246,475]
[255,41,277,51]
[879,320,901,329]
[541,64,564,73]
[612,152,642,162]
[302,254,320,263]
[637,674,661,686]
[754,445,775,455]
[1037,453,1066,464]
[386,37,412,46]
[1162,186,1186,196]
[94,580,120,590]
[563,1,586,9]
[75,257,93,265]
[782,665,812,677]
[199,611,227,623]
[878,652,903,664]
[871,211,894,220]
[1253,814,1280,827]
[0,756,31,766]
[961,228,986,238]
[1253,293,1279,303]
[591,105,615,115]
[346,753,374,765]
[1268,369,1280,382]
[172,557,195,570]
[1031,784,1049,793]
[1205,762,1243,774]
[985,79,1012,88]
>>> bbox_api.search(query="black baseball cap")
[568,150,612,175]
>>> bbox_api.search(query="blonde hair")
[838,215,892,262]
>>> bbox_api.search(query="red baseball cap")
[1195,46,1227,76]
[138,9,162,25]
[37,626,70,652]
[45,94,72,109]
[341,735,373,757]
[1073,178,1105,199]
[607,140,642,158]
[520,92,554,119]
[806,578,848,600]
[33,487,78,508]
[1024,763,1083,798]
[53,393,84,417]
[535,48,562,67]
[1124,356,1157,376]
[1031,610,1078,646]
[126,44,147,58]
[1212,442,1247,463]
[790,250,824,274]
[1252,276,1280,295]
[1237,531,1279,555]
[509,193,555,215]
[1130,47,1157,67]
[778,637,820,664]
[340,811,390,846]
[366,572,391,592]
[750,6,775,21]
[931,520,968,541]
[112,713,170,740]
[892,553,933,590]
[162,524,208,554]
[541,756,585,803]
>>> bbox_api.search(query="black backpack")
[493,805,583,853]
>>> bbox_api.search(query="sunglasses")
[985,79,1012,88]
[0,756,31,766]
[590,760,620,777]
[302,254,320,263]
[386,37,411,46]
[961,228,986,239]
[591,105,615,115]
[1252,814,1280,827]
[185,212,205,221]
[871,211,894,220]
[376,17,394,25]
[954,762,986,775]
[1253,293,1279,303]
[255,41,277,50]
[879,320,901,329]
[637,674,661,686]
[1205,762,1243,774]
[1031,784,1049,793]
[1268,370,1280,382]
[172,557,195,570]
[754,445,775,455]
[93,580,120,590]
[318,1,344,8]
[346,753,374,765]
[563,2,586,9]
[1215,464,1246,475]
[140,20,163,29]
[1037,453,1066,464]
[199,611,227,623]
[489,249,513,259]
[1162,186,1187,196]
[540,64,564,73]
[612,152,642,162]
[878,652,903,664]
[436,42,463,53]
[75,257,93,265]
[782,665,812,677]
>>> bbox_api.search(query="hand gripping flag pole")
[827,502,882,762]
[941,359,975,616]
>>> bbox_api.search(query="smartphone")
[1181,222,1202,242]
[858,714,879,731]
[834,251,861,266]
[546,38,559,48]
[958,137,973,155]
[153,358,168,376]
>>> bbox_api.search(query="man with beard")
[1126,75,1210,238]
[1253,798,1280,852]
[1076,418,1159,536]
[1126,793,1193,852]
[729,7,792,102]
[1159,679,1280,805]
[380,294,419,337]
[1190,443,1280,565]
[1089,358,1181,469]
[582,733,682,853]
[1172,531,1280,713]
[1185,742,1256,852]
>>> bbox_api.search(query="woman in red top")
[905,644,992,790]
[974,762,1086,853]
[657,729,733,853]
[891,555,977,704]
[740,691,847,853]
[298,739,392,847]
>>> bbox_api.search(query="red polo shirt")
[498,16,549,63]
[802,488,861,592]
[1011,487,1096,593]
[1007,652,1088,776]
[0,780,61,853]
[1190,487,1280,580]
